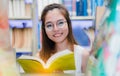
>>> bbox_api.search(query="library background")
[9,0,103,56]
[0,0,120,76]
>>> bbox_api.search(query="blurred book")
[17,49,75,73]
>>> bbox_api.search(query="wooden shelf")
[9,16,32,20]
[15,48,32,53]
[70,16,95,20]
[9,16,95,20]
[38,16,95,20]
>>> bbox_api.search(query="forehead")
[45,8,65,23]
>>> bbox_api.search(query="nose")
[53,24,59,31]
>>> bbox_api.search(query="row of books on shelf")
[12,28,32,51]
[9,0,32,18]
[62,0,104,16]
[9,0,104,19]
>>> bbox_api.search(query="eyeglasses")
[45,20,67,31]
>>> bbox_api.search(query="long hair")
[39,3,77,62]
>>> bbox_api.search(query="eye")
[46,24,53,29]
[58,21,64,26]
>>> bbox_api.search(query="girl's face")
[45,8,69,43]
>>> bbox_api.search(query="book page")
[17,50,75,73]
[45,49,73,68]
[47,52,75,71]
[18,55,45,67]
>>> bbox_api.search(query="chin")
[54,39,66,43]
[54,40,63,43]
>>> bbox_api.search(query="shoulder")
[74,45,85,54]
[74,45,84,50]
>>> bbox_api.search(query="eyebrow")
[45,19,65,25]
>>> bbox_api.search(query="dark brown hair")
[39,3,77,62]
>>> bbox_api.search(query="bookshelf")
[37,0,96,19]
[8,0,106,57]
[9,17,31,20]
[70,16,95,20]
[9,0,97,24]
[9,0,34,57]
[9,0,32,19]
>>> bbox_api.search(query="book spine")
[12,28,15,48]
[52,0,60,4]
[87,0,92,16]
[14,28,23,48]
[24,0,33,4]
[48,0,61,5]
[59,0,63,4]
[16,0,20,17]
[91,0,97,16]
[83,0,88,16]
[25,3,31,18]
[96,0,104,6]
[76,0,79,16]
[38,0,43,18]
[20,0,25,17]
[12,0,17,17]
[62,0,73,16]
[48,0,53,4]
[23,28,32,50]
[43,0,49,8]
[76,0,84,16]
[9,0,13,18]
[72,0,76,16]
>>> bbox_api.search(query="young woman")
[37,3,89,73]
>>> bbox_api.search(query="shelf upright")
[31,0,39,56]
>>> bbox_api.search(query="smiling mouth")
[53,33,63,37]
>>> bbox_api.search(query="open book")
[17,49,75,73]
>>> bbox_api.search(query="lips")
[53,33,63,37]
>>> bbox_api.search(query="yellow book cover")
[17,50,75,73]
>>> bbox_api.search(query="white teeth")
[54,33,61,37]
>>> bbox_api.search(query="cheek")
[45,30,52,39]
[63,26,69,37]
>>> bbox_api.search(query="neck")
[55,40,71,52]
